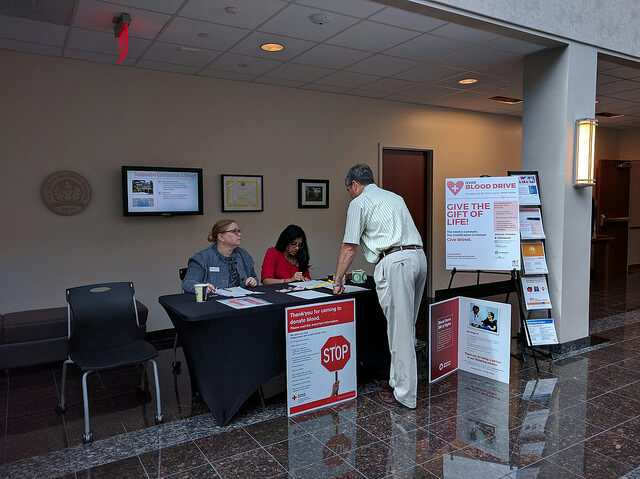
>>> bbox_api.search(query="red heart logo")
[447,181,464,195]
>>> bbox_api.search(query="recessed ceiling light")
[595,99,599,103]
[197,33,209,38]
[596,112,624,118]
[224,6,238,14]
[458,78,478,85]
[177,46,199,55]
[487,96,522,104]
[261,43,284,52]
[238,63,250,68]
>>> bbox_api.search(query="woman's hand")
[206,283,216,293]
[245,277,258,287]
[291,272,305,282]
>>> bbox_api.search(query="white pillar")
[522,44,597,345]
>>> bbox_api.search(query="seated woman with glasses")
[182,219,258,294]
[261,225,311,285]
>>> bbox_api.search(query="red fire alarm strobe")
[113,13,131,64]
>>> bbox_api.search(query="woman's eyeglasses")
[290,241,304,248]
[223,229,242,236]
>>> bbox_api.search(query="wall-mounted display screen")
[122,166,203,216]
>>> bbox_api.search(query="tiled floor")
[1,274,640,478]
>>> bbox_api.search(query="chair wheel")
[155,413,164,424]
[82,432,93,443]
[55,403,66,414]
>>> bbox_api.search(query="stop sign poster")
[285,298,357,417]
[445,177,520,271]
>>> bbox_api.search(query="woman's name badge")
[209,267,220,272]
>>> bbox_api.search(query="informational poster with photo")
[429,296,511,384]
[521,276,552,310]
[521,241,548,274]
[285,299,356,417]
[445,177,520,271]
[525,319,559,346]
[512,174,541,206]
[519,208,545,239]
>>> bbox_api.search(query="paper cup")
[194,284,208,302]
[352,270,367,284]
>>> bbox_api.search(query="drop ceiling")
[1,0,639,128]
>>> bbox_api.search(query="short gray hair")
[345,164,374,187]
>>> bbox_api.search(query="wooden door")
[596,160,631,278]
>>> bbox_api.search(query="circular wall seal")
[41,171,91,216]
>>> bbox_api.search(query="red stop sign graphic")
[321,336,351,372]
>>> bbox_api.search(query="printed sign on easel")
[429,296,511,384]
[285,299,356,416]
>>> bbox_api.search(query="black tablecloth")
[159,283,390,426]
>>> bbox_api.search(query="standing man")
[333,164,427,408]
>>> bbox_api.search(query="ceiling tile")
[597,73,621,85]
[326,20,420,53]
[291,43,371,69]
[393,63,464,82]
[141,41,221,67]
[475,57,522,77]
[294,0,385,18]
[598,60,624,72]
[368,7,447,32]
[607,89,640,101]
[230,31,315,61]
[394,83,459,101]
[0,37,62,55]
[597,79,640,95]
[98,0,184,14]
[206,52,281,75]
[0,15,68,45]
[346,54,419,77]
[65,48,135,65]
[66,28,151,58]
[198,69,256,81]
[602,65,640,80]
[258,3,360,42]
[158,17,249,51]
[430,22,500,44]
[73,0,171,39]
[359,77,417,93]
[349,89,388,99]
[301,84,349,93]
[0,0,75,25]
[436,45,519,70]
[264,62,335,82]
[483,36,547,55]
[384,33,469,62]
[253,77,305,87]
[179,0,287,29]
[136,59,201,74]
[315,70,381,88]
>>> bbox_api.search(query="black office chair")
[172,268,188,372]
[55,282,163,443]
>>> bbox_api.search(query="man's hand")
[333,243,357,295]
[332,284,345,295]
[245,277,258,287]
[331,380,340,396]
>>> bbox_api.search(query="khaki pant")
[374,249,427,408]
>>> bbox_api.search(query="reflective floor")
[2,278,640,478]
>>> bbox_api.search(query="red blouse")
[261,247,311,282]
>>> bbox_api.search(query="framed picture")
[221,175,263,212]
[298,179,329,209]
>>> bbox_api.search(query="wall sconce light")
[574,118,597,187]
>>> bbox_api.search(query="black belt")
[380,245,422,258]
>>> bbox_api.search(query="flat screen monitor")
[122,166,203,216]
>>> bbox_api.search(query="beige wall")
[619,128,640,266]
[0,50,521,331]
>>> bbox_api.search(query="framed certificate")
[221,175,263,212]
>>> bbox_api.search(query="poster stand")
[435,268,541,373]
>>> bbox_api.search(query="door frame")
[377,143,434,298]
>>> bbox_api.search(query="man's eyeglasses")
[223,229,242,235]
[290,241,304,248]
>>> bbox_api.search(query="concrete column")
[522,44,597,344]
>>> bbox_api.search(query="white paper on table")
[289,280,333,288]
[519,208,545,239]
[343,285,368,293]
[287,290,332,299]
[217,297,271,309]
[215,286,255,297]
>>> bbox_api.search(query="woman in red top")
[261,225,311,284]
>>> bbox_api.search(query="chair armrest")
[135,300,148,326]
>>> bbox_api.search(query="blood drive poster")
[445,177,520,271]
[285,299,356,417]
[429,296,511,384]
